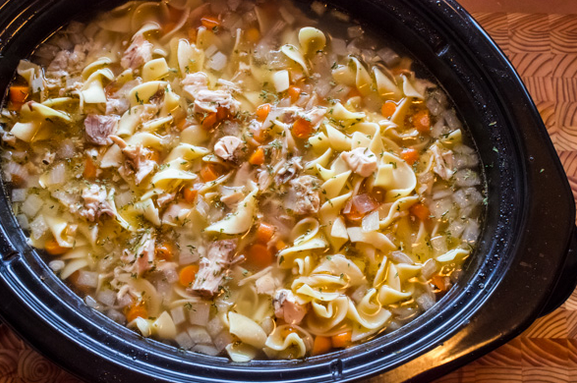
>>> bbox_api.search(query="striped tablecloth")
[1,3,577,383]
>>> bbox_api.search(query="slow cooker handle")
[539,226,577,316]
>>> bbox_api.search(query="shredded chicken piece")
[431,144,455,180]
[214,136,243,162]
[109,135,156,185]
[80,184,114,222]
[273,289,307,325]
[84,114,119,146]
[121,233,155,277]
[156,192,176,208]
[121,33,153,70]
[341,147,378,177]
[290,175,321,215]
[182,72,209,100]
[194,89,241,114]
[275,156,302,184]
[192,239,237,297]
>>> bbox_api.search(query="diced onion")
[187,325,212,344]
[44,163,66,186]
[175,331,194,349]
[11,189,26,202]
[106,309,126,324]
[48,260,65,272]
[361,210,379,232]
[30,215,47,240]
[22,194,44,218]
[97,289,117,306]
[421,259,439,279]
[462,219,480,243]
[16,214,29,230]
[213,330,233,352]
[76,270,98,288]
[192,344,219,356]
[85,295,100,309]
[188,301,210,326]
[376,47,401,67]
[170,306,186,326]
[206,316,224,337]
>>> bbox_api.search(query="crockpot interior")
[0,0,574,382]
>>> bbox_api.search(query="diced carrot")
[343,194,379,222]
[413,109,431,133]
[410,203,430,221]
[188,27,198,42]
[10,173,24,187]
[201,16,220,30]
[245,27,261,44]
[401,148,419,166]
[256,222,275,243]
[431,275,447,292]
[176,117,188,131]
[252,127,268,144]
[216,106,229,121]
[381,101,397,118]
[288,85,301,103]
[312,336,332,356]
[147,149,161,163]
[182,186,198,203]
[249,147,265,165]
[255,103,271,122]
[348,87,361,99]
[126,302,148,322]
[247,243,274,270]
[331,331,352,349]
[292,118,313,139]
[9,86,29,106]
[45,238,68,255]
[280,326,297,338]
[200,164,220,182]
[179,264,199,287]
[155,242,174,261]
[202,112,218,130]
[275,240,287,252]
[83,156,97,180]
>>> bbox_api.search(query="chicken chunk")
[341,147,378,177]
[121,233,155,277]
[121,33,153,70]
[80,184,115,222]
[109,135,156,185]
[275,156,303,185]
[194,89,241,114]
[290,175,321,215]
[430,144,454,180]
[273,289,307,325]
[84,114,119,146]
[214,136,243,162]
[192,239,237,297]
[181,72,209,100]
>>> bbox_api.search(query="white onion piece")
[454,169,481,188]
[206,316,224,337]
[416,290,435,311]
[106,309,126,324]
[16,214,29,230]
[44,163,66,186]
[97,289,116,306]
[85,295,100,309]
[187,326,212,344]
[213,330,233,352]
[192,344,220,356]
[331,38,348,56]
[188,301,210,326]
[421,259,438,279]
[11,189,26,202]
[347,26,363,38]
[48,260,65,273]
[4,162,28,183]
[30,215,47,240]
[361,211,379,232]
[175,331,194,349]
[77,271,98,288]
[389,251,413,264]
[376,47,401,67]
[170,306,186,326]
[311,1,326,16]
[462,219,480,243]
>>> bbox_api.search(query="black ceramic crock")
[0,0,575,382]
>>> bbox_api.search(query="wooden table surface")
[1,1,577,382]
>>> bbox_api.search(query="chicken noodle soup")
[0,0,485,360]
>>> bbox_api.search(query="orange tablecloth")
[2,1,577,383]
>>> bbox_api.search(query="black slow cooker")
[0,0,575,382]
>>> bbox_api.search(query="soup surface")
[0,0,485,360]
